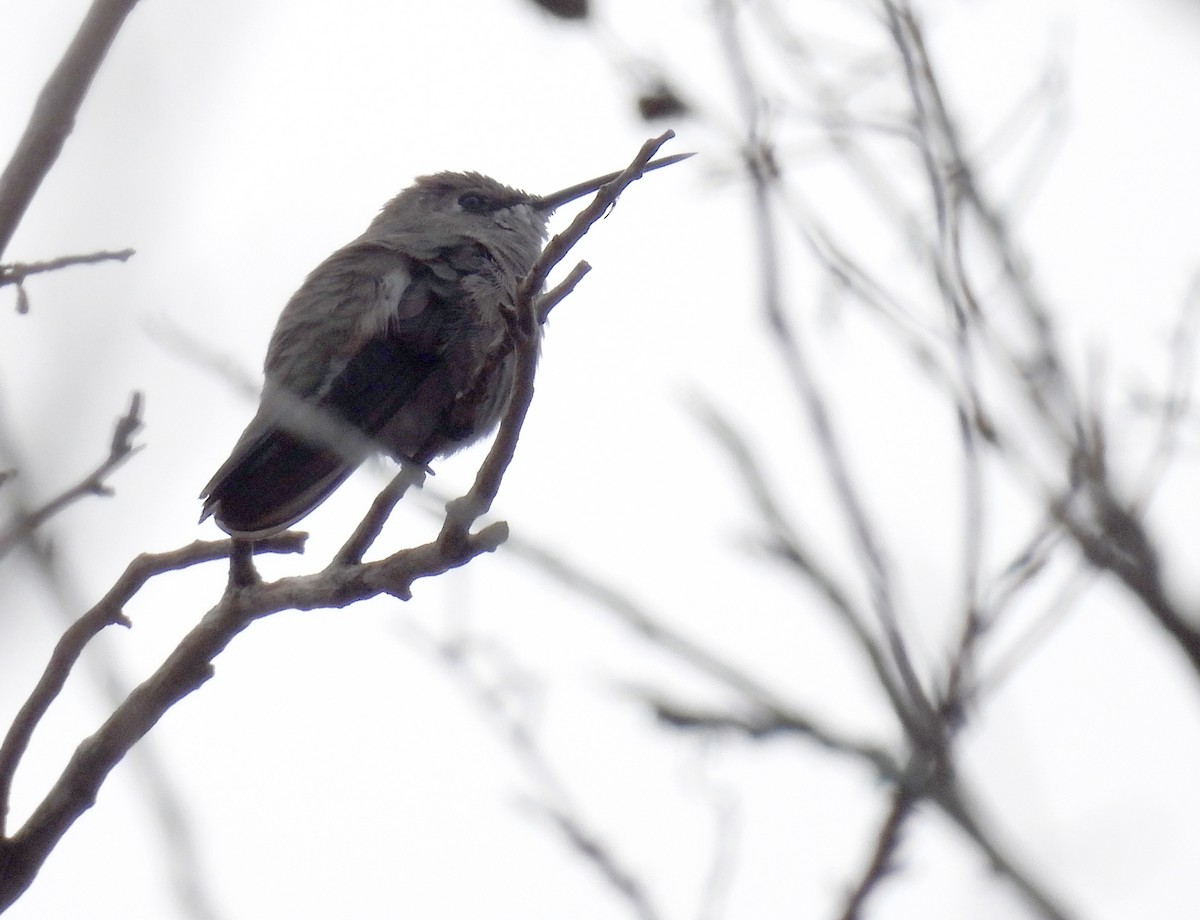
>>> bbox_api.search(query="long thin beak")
[529,152,694,212]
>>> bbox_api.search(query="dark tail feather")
[200,337,441,538]
[200,431,357,538]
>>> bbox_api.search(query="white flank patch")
[366,265,414,335]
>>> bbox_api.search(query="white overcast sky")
[2,1,1200,919]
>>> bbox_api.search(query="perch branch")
[0,533,306,840]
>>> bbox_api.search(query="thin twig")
[3,247,134,286]
[443,131,679,539]
[536,261,592,324]
[692,397,911,719]
[716,0,935,743]
[0,392,144,560]
[518,131,678,310]
[1130,272,1200,509]
[4,248,135,313]
[930,781,1075,920]
[837,786,916,920]
[498,527,905,783]
[705,5,1082,918]
[331,462,427,566]
[647,698,900,780]
[0,0,144,259]
[533,805,665,920]
[402,621,666,920]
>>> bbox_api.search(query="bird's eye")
[458,192,492,213]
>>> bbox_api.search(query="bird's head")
[365,153,693,250]
[368,172,546,245]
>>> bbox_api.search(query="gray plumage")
[200,172,548,538]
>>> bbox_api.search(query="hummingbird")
[199,154,687,539]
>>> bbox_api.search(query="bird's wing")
[200,240,478,538]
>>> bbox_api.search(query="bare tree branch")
[0,392,144,560]
[0,0,143,259]
[716,0,935,744]
[0,523,497,909]
[448,130,678,535]
[691,397,912,719]
[646,697,900,780]
[0,249,135,285]
[520,5,1088,918]
[533,805,665,920]
[837,785,916,920]
[2,249,135,313]
[400,620,666,920]
[0,533,307,842]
